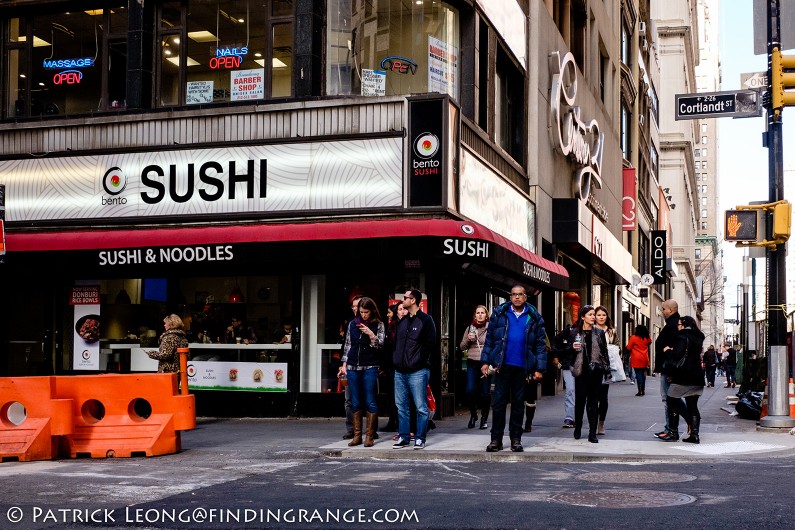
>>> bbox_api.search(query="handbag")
[605,344,626,383]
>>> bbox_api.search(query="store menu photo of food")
[186,361,288,392]
[71,285,101,370]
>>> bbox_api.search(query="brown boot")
[364,412,378,447]
[348,411,363,446]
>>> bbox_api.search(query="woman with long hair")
[658,315,705,443]
[147,314,188,373]
[381,302,403,431]
[460,305,490,430]
[594,306,619,435]
[556,305,610,443]
[338,297,385,447]
[626,325,652,396]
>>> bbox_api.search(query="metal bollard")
[759,346,795,428]
[177,347,190,396]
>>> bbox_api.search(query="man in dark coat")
[481,285,547,453]
[653,299,680,438]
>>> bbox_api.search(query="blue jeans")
[660,376,671,431]
[394,368,430,443]
[725,364,737,385]
[562,369,575,422]
[465,360,491,415]
[347,367,379,414]
[490,365,526,442]
[634,368,646,393]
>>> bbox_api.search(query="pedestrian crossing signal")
[724,210,758,242]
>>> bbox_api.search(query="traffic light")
[771,47,795,110]
[773,201,792,240]
[724,210,759,242]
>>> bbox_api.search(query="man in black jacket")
[653,299,680,438]
[392,288,437,450]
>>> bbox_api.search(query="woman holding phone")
[338,297,385,447]
[460,305,490,429]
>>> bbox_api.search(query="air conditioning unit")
[638,21,646,37]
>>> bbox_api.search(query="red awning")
[7,218,567,285]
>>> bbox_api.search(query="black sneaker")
[392,438,411,449]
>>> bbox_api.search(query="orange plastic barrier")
[54,373,195,458]
[0,377,73,462]
[760,381,769,420]
[789,378,795,418]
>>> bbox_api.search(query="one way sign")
[741,71,768,91]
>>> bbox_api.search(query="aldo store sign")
[0,139,402,224]
[650,230,667,285]
[549,51,605,205]
[409,97,447,208]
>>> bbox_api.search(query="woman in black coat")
[555,305,610,443]
[658,315,705,444]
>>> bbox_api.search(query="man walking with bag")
[481,285,547,453]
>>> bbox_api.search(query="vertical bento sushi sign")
[71,285,101,370]
[0,184,5,264]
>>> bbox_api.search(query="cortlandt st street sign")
[675,90,761,120]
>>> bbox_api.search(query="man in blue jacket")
[392,288,437,450]
[481,285,547,452]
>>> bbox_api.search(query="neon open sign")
[53,70,83,84]
[210,47,248,70]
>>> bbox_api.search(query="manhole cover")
[549,489,696,508]
[579,471,696,484]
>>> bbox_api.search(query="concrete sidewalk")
[319,374,795,462]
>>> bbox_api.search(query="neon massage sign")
[43,57,94,85]
[210,46,249,69]
[548,51,604,204]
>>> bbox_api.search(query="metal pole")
[760,0,795,428]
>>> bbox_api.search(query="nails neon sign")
[210,46,248,70]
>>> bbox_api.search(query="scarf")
[471,319,487,328]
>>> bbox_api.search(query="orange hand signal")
[727,214,742,238]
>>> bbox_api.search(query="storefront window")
[157,0,294,106]
[326,0,460,100]
[5,7,127,118]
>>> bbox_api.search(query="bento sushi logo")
[413,133,439,159]
[102,166,128,205]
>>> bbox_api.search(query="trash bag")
[735,390,762,421]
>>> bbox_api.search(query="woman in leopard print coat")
[148,314,189,373]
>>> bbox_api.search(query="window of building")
[6,6,127,118]
[695,248,702,259]
[702,209,707,218]
[702,148,708,157]
[701,221,707,230]
[702,135,708,144]
[621,103,631,160]
[702,185,707,193]
[599,47,609,104]
[650,144,658,177]
[702,197,707,206]
[702,173,708,181]
[702,123,708,132]
[695,148,701,156]
[326,0,460,101]
[495,45,524,163]
[702,160,708,169]
[695,161,701,169]
[157,0,294,107]
[639,231,650,277]
[621,21,631,66]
